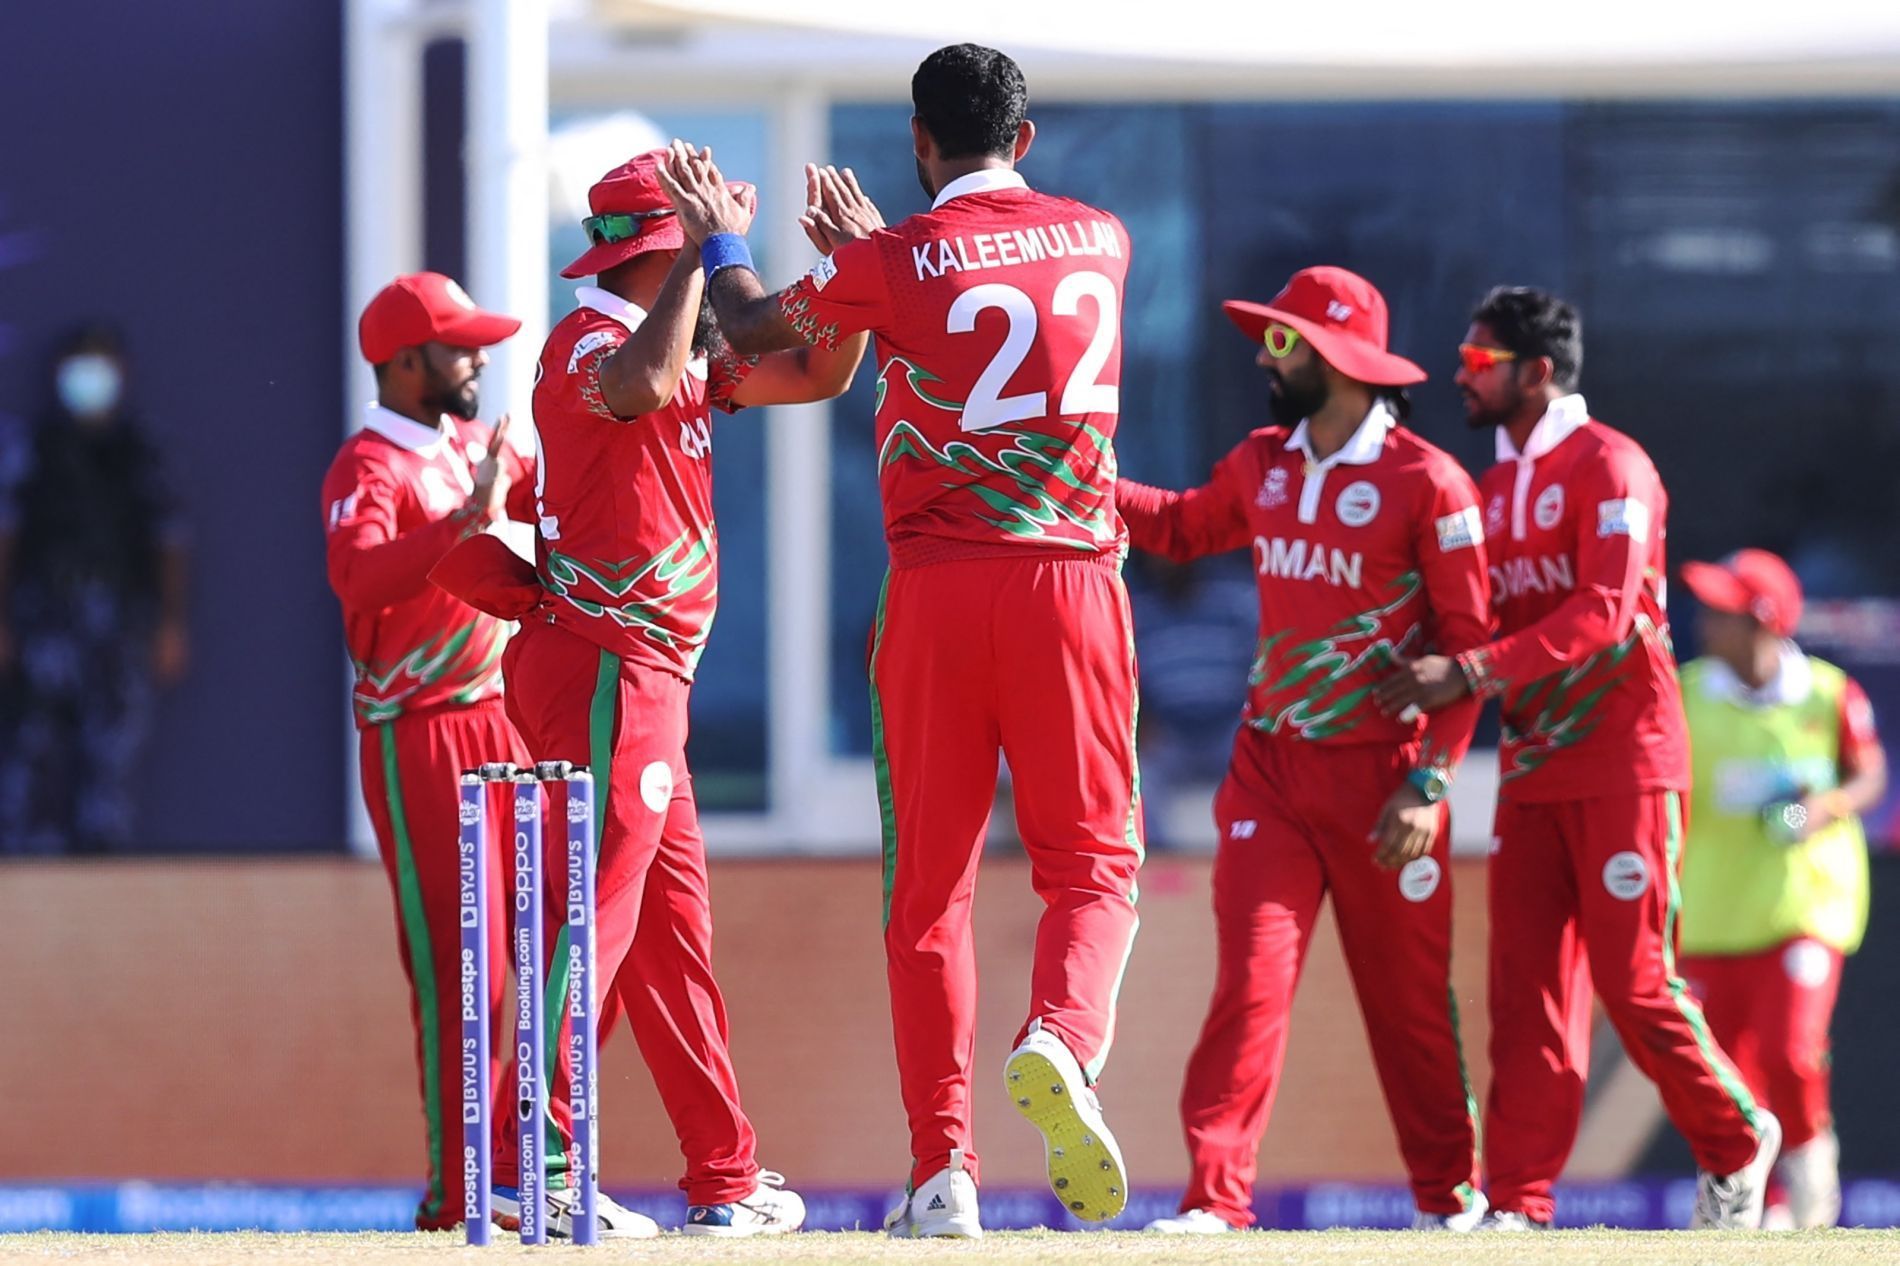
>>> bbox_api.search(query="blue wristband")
[701,232,754,280]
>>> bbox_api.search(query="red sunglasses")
[1458,343,1518,375]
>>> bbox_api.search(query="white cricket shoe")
[1476,1210,1550,1231]
[1005,1021,1129,1223]
[490,1185,659,1239]
[1414,1190,1488,1231]
[1781,1127,1841,1229]
[681,1170,806,1236]
[1692,1110,1782,1229]
[884,1150,982,1239]
[1144,1208,1233,1233]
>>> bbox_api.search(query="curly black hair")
[911,44,1028,161]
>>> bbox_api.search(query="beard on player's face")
[692,290,726,361]
[421,353,481,422]
[1461,377,1521,431]
[1267,362,1329,429]
[914,156,936,200]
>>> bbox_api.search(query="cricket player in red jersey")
[658,44,1142,1238]
[436,150,865,1237]
[1376,286,1780,1229]
[1116,268,1490,1234]
[321,272,534,1231]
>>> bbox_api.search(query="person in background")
[1677,548,1886,1230]
[0,324,188,853]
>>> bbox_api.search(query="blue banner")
[8,1179,1900,1233]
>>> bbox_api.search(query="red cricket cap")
[1681,548,1804,638]
[1222,266,1426,387]
[559,148,754,279]
[358,272,521,364]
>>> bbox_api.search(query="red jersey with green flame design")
[776,170,1127,567]
[322,413,534,727]
[1460,413,1690,801]
[531,291,751,680]
[1117,410,1491,773]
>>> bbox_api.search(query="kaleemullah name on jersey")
[1254,535,1364,588]
[911,220,1123,281]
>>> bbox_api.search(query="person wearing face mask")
[1114,268,1491,1234]
[0,324,189,853]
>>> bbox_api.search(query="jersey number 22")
[947,270,1119,432]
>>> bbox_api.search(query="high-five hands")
[799,164,886,255]
[655,139,756,244]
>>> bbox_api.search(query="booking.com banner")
[9,1181,1900,1233]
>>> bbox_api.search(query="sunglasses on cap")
[1458,343,1518,375]
[1262,323,1301,359]
[581,207,677,246]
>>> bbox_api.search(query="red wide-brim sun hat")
[558,147,756,279]
[559,216,688,279]
[1222,299,1426,388]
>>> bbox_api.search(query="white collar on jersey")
[1284,399,1394,471]
[573,286,706,379]
[577,285,648,332]
[1700,643,1814,708]
[1497,392,1589,464]
[931,167,1029,210]
[361,402,451,456]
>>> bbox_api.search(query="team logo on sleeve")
[1533,484,1565,531]
[567,329,618,374]
[807,253,838,291]
[327,491,359,531]
[1335,480,1381,527]
[1435,506,1484,552]
[1596,497,1650,542]
[1256,467,1290,509]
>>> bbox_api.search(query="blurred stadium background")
[2,0,1899,1236]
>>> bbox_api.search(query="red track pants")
[360,697,530,1230]
[869,555,1144,1191]
[1177,731,1480,1227]
[1681,938,1842,1153]
[1486,791,1764,1222]
[492,620,758,1205]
